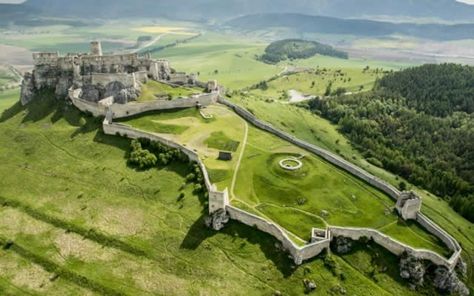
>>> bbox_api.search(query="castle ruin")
[20,41,198,106]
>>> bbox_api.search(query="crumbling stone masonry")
[20,41,197,106]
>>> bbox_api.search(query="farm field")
[156,33,281,89]
[120,104,450,256]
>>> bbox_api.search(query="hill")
[308,64,474,222]
[226,13,474,41]
[13,0,474,22]
[260,39,348,64]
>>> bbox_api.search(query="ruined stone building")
[20,41,198,106]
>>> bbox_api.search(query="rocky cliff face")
[20,72,35,106]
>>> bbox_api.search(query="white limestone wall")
[110,93,218,119]
[329,226,454,268]
[68,88,105,117]
[416,213,462,269]
[401,198,422,220]
[69,92,462,270]
[226,205,330,264]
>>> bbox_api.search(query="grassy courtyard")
[120,104,450,257]
[118,105,246,190]
[137,80,202,102]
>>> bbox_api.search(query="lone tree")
[399,181,407,191]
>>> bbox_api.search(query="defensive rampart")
[217,97,462,269]
[69,87,218,119]
[69,90,462,270]
[329,226,457,269]
[110,93,217,119]
[226,206,330,264]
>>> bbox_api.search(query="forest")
[307,64,474,222]
[260,39,348,64]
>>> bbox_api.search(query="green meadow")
[0,89,433,296]
[156,33,281,89]
[138,80,202,102]
[0,20,473,294]
[121,104,450,256]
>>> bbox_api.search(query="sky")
[0,0,474,4]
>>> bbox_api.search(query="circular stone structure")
[279,158,303,171]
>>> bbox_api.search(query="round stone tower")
[90,41,103,56]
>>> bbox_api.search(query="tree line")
[307,63,474,222]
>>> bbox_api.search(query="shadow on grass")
[0,101,24,123]
[180,218,297,277]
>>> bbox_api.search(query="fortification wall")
[68,90,462,270]
[68,88,106,117]
[416,213,462,269]
[110,93,217,119]
[218,97,461,269]
[218,98,400,201]
[80,53,140,66]
[33,52,59,65]
[329,226,453,268]
[103,122,199,161]
[226,205,330,263]
[91,73,137,88]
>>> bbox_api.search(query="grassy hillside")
[156,33,281,90]
[120,102,450,257]
[228,93,474,291]
[0,88,440,295]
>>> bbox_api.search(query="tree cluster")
[307,64,474,221]
[260,39,348,64]
[377,63,474,117]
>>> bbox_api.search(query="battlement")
[32,52,59,65]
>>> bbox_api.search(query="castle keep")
[20,41,197,106]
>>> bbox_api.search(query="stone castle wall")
[110,93,217,119]
[329,226,456,269]
[69,80,462,270]
[217,97,462,269]
[226,205,330,264]
[69,87,218,119]
[90,72,138,88]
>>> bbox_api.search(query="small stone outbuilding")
[218,151,232,161]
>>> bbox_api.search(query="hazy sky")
[0,0,474,4]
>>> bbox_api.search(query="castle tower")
[396,191,422,220]
[90,41,103,56]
